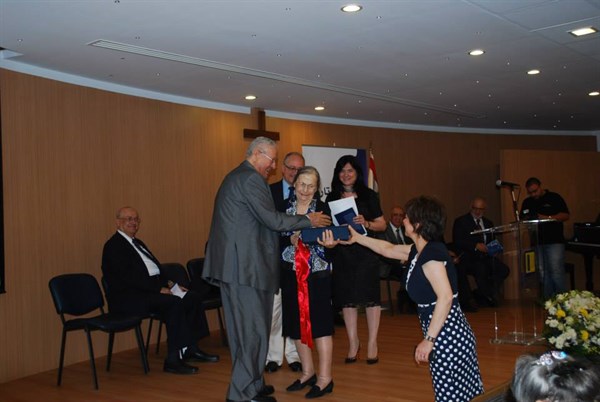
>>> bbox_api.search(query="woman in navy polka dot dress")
[320,196,484,401]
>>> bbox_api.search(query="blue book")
[301,226,350,245]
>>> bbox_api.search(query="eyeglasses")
[119,216,140,223]
[284,164,302,172]
[259,151,277,164]
[297,182,317,191]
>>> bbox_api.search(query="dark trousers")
[462,254,509,300]
[111,290,209,355]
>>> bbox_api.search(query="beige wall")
[0,69,596,383]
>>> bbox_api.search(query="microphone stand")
[510,187,520,222]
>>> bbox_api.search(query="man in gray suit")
[203,137,331,402]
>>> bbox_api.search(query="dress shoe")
[286,374,317,391]
[305,381,334,399]
[163,359,199,375]
[257,384,275,396]
[366,356,379,365]
[251,395,277,402]
[288,361,302,372]
[183,348,220,363]
[264,361,280,373]
[344,345,360,364]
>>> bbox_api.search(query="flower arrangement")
[544,290,600,356]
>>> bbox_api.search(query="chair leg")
[145,318,154,357]
[386,279,394,316]
[57,329,67,386]
[84,328,99,390]
[134,325,150,374]
[217,308,228,347]
[155,321,163,355]
[106,332,115,372]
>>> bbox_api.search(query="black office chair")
[186,258,228,346]
[48,273,149,389]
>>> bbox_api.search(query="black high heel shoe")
[305,381,334,399]
[344,345,360,364]
[286,374,317,391]
[366,356,379,365]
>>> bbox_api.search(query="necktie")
[395,228,403,244]
[133,238,161,266]
[476,219,487,243]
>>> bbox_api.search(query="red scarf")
[294,238,313,349]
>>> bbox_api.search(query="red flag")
[368,148,379,193]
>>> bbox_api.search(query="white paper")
[327,197,367,235]
[170,283,187,299]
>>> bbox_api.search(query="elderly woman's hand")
[317,229,340,248]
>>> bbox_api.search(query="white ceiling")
[1,0,599,133]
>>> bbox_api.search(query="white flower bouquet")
[544,290,600,356]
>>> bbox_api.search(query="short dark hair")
[525,177,541,188]
[511,352,600,402]
[404,196,446,242]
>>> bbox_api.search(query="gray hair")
[246,137,276,158]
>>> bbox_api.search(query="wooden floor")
[0,304,548,402]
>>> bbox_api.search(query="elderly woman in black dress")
[320,196,483,402]
[325,155,386,364]
[281,166,334,399]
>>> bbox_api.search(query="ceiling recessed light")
[569,27,597,37]
[469,49,485,56]
[314,106,325,111]
[245,95,257,100]
[589,91,599,96]
[527,69,540,75]
[341,4,362,13]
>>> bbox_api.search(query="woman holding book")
[325,155,386,365]
[280,166,334,399]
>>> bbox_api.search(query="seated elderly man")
[452,197,509,307]
[102,206,219,375]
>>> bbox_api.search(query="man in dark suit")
[265,151,304,373]
[452,197,510,307]
[377,205,415,312]
[203,137,331,402]
[102,206,219,375]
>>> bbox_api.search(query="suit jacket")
[269,179,289,212]
[203,160,311,292]
[377,224,413,277]
[452,213,495,258]
[101,232,168,311]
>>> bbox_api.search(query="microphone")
[496,179,520,187]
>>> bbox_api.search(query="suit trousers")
[266,290,299,365]
[221,282,273,401]
[111,290,209,355]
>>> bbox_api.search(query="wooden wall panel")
[0,68,596,383]
[499,150,600,298]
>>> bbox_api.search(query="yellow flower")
[556,309,566,318]
[580,330,589,341]
[580,308,589,318]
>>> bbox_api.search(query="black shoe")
[288,361,302,372]
[265,361,280,373]
[305,381,334,399]
[183,349,220,363]
[258,384,275,396]
[366,356,379,365]
[250,396,277,402]
[163,359,199,375]
[286,374,317,391]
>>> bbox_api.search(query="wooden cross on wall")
[243,108,280,141]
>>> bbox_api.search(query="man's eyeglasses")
[119,216,140,223]
[284,164,302,172]
[260,151,277,164]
